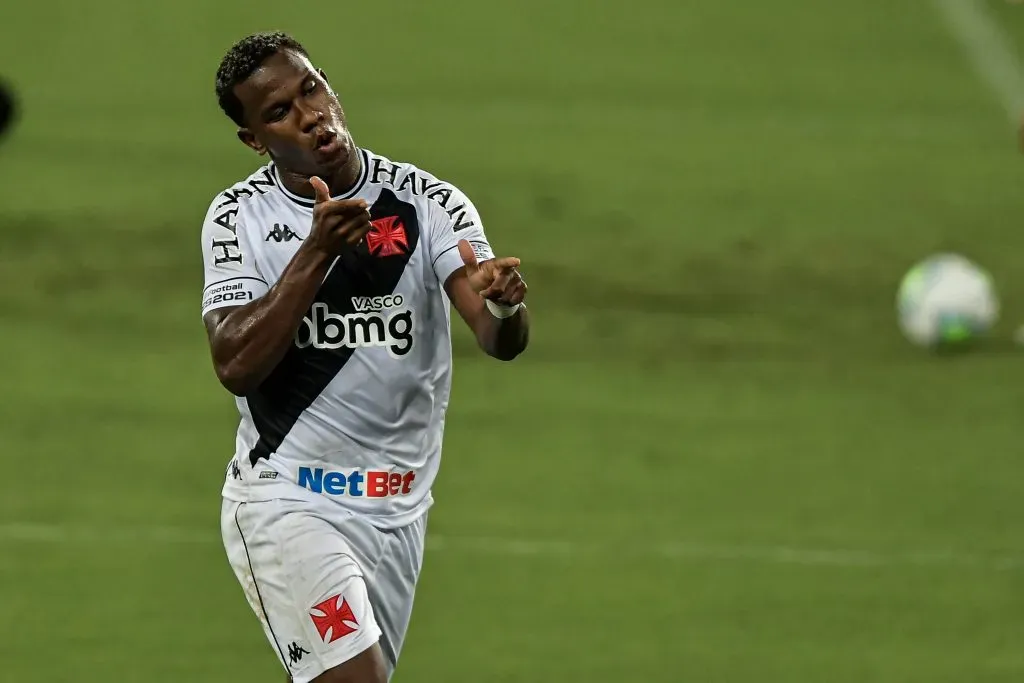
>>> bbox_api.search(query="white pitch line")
[934,0,1024,122]
[1,522,1022,572]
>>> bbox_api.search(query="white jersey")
[200,148,495,529]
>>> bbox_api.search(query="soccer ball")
[896,253,999,348]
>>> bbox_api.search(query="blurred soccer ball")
[896,253,999,348]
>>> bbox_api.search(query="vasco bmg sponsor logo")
[351,295,404,312]
[295,297,413,357]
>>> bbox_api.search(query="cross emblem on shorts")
[310,594,359,643]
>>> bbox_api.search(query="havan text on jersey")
[209,167,277,266]
[368,157,476,232]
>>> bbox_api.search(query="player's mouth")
[314,130,342,156]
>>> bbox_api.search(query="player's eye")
[303,80,317,95]
[267,104,289,122]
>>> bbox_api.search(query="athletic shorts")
[220,496,427,682]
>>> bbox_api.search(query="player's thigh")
[285,648,388,683]
[221,498,386,683]
[308,643,387,683]
[363,512,428,673]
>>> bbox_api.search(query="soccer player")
[201,32,530,683]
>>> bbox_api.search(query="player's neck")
[277,150,363,199]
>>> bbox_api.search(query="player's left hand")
[457,239,527,305]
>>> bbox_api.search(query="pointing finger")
[490,256,521,271]
[310,176,331,204]
[458,239,478,268]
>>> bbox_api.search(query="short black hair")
[215,31,309,126]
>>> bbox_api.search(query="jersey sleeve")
[428,184,496,286]
[199,195,270,318]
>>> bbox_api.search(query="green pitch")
[1,1,1023,681]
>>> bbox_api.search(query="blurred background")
[2,1,1024,681]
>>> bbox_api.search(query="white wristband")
[485,299,522,319]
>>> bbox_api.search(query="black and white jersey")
[200,148,495,528]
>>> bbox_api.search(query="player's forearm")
[477,306,530,361]
[210,246,333,395]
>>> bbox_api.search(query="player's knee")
[310,642,388,683]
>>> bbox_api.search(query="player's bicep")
[202,305,240,340]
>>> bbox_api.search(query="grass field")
[2,1,1024,681]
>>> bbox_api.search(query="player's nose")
[298,106,324,134]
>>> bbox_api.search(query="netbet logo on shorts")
[295,296,413,357]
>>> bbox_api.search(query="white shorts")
[221,496,427,683]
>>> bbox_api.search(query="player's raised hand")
[458,239,527,305]
[305,175,372,256]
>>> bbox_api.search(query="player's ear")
[237,128,266,156]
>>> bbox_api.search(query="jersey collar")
[272,148,369,209]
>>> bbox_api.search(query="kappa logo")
[266,223,302,243]
[310,594,359,643]
[287,642,309,664]
[366,216,408,257]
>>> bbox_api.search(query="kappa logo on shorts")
[310,594,359,643]
[288,641,310,664]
